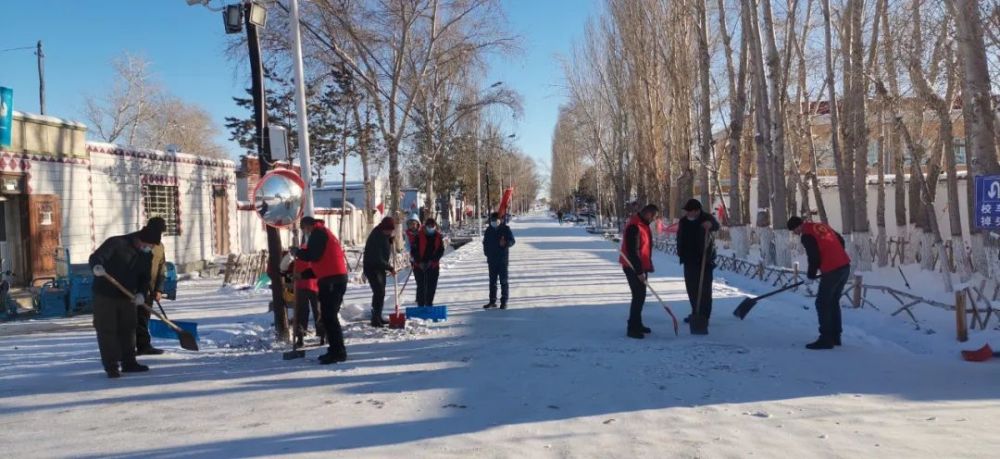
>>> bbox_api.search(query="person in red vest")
[292,216,350,364]
[292,242,324,349]
[412,218,445,307]
[787,216,852,350]
[619,204,659,339]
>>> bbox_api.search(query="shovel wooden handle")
[98,272,186,335]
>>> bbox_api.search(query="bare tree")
[84,52,159,146]
[951,0,1000,278]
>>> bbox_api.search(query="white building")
[0,111,240,284]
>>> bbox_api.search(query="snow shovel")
[149,299,200,343]
[732,281,806,320]
[961,344,1000,362]
[690,228,711,336]
[618,251,679,336]
[388,272,406,329]
[98,271,199,351]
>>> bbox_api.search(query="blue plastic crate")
[405,305,448,322]
[163,262,178,300]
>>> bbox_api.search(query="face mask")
[426,227,436,235]
[141,246,153,254]
[489,221,498,228]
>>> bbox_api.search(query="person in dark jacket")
[136,217,167,356]
[482,212,515,309]
[412,218,445,307]
[89,228,157,378]
[363,217,397,327]
[620,204,658,339]
[676,199,720,333]
[788,216,852,350]
[292,216,350,364]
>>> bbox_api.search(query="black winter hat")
[786,216,804,231]
[138,226,161,244]
[682,199,703,211]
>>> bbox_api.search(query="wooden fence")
[222,251,269,286]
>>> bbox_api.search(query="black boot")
[483,302,497,309]
[121,361,150,373]
[833,335,842,346]
[318,349,348,365]
[370,317,386,328]
[805,336,835,350]
[104,363,120,379]
[626,328,645,339]
[294,335,304,348]
[499,303,508,310]
[136,346,165,356]
[640,325,652,334]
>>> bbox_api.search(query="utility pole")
[245,2,288,341]
[36,41,45,115]
[476,137,482,236]
[339,130,348,240]
[288,0,314,216]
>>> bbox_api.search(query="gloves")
[132,293,145,306]
[300,269,316,280]
[92,265,106,277]
[807,272,819,280]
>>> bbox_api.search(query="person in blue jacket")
[483,212,515,309]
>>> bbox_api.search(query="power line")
[0,45,35,53]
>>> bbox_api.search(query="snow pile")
[340,302,370,322]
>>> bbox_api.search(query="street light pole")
[289,0,314,216]
[476,138,482,237]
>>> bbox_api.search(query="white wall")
[85,144,239,270]
[745,178,972,239]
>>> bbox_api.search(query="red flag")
[498,187,514,217]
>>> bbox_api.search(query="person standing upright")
[676,199,720,334]
[412,218,445,307]
[620,204,658,339]
[292,217,349,364]
[136,217,167,356]
[482,212,515,310]
[89,227,157,378]
[363,217,397,327]
[787,216,852,350]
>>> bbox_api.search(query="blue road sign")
[974,175,1000,230]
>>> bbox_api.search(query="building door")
[213,186,230,256]
[28,195,61,280]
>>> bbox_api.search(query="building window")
[143,185,180,235]
[954,140,967,165]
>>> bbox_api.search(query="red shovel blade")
[961,344,994,362]
[388,312,406,329]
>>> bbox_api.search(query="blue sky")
[0,0,596,182]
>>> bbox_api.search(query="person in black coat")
[411,218,445,307]
[89,227,157,378]
[363,217,397,327]
[676,199,720,332]
[482,212,515,309]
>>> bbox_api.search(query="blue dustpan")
[405,305,448,322]
[149,318,200,342]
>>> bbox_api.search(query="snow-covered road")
[2,214,998,458]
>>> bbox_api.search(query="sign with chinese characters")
[974,175,1000,229]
